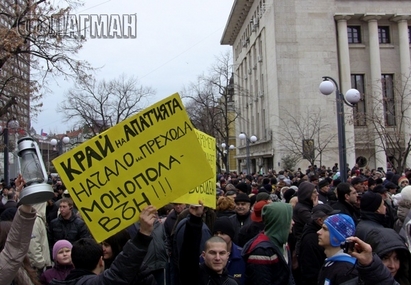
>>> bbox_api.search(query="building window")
[378,26,390,44]
[347,26,361,43]
[351,74,366,126]
[381,74,395,126]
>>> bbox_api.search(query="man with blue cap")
[317,214,358,284]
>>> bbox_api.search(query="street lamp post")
[50,136,70,155]
[221,142,235,172]
[239,132,257,174]
[319,76,360,182]
[0,118,19,185]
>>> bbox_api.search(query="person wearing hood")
[355,190,387,240]
[364,228,411,285]
[293,181,318,255]
[394,185,411,234]
[242,202,295,285]
[406,219,411,251]
[28,202,52,274]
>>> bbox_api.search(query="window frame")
[378,26,391,44]
[381,74,396,126]
[347,26,362,44]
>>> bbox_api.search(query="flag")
[41,129,48,137]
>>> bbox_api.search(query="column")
[392,15,411,169]
[362,14,387,168]
[335,14,356,169]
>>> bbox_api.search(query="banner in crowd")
[52,93,214,242]
[172,129,216,208]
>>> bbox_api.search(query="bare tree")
[276,110,337,166]
[182,51,243,172]
[0,0,93,123]
[58,74,155,135]
[361,74,411,174]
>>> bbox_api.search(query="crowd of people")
[0,164,411,285]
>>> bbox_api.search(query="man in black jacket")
[298,204,339,285]
[48,198,91,249]
[331,183,360,224]
[50,205,157,285]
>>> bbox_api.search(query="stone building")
[221,0,411,174]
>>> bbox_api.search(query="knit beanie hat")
[53,239,72,261]
[236,182,249,194]
[324,214,355,247]
[212,217,235,241]
[283,188,296,203]
[235,193,251,203]
[256,192,270,202]
[251,200,270,222]
[398,176,409,187]
[401,185,411,202]
[360,190,383,212]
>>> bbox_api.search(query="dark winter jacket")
[318,190,330,204]
[40,263,75,285]
[228,212,252,245]
[179,215,237,285]
[355,211,386,240]
[48,214,91,248]
[49,232,153,285]
[237,221,264,247]
[242,202,295,285]
[164,209,178,239]
[331,201,360,224]
[317,252,358,285]
[242,233,295,285]
[293,182,315,243]
[128,220,168,272]
[298,221,326,285]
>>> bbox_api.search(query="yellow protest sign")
[173,130,216,208]
[52,93,213,242]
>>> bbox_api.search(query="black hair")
[336,182,351,202]
[72,238,103,271]
[102,229,130,269]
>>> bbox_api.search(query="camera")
[340,240,355,253]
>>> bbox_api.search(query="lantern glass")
[17,137,54,204]
[20,148,45,185]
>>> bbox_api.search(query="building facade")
[221,0,411,174]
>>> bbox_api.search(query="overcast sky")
[32,0,233,134]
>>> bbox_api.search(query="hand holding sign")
[139,205,157,236]
[189,200,204,217]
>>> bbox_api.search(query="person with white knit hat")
[394,185,411,234]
